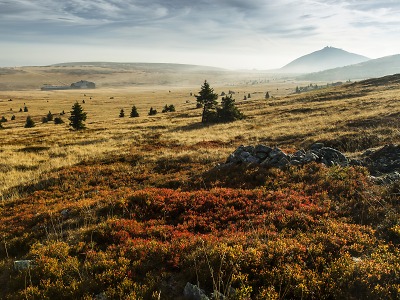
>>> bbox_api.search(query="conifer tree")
[148,107,157,116]
[24,116,35,128]
[68,102,87,130]
[195,80,218,123]
[46,111,53,122]
[119,109,125,118]
[130,105,139,117]
[217,95,245,122]
[54,117,64,124]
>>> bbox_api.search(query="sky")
[1,0,400,70]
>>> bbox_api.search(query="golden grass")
[0,77,399,199]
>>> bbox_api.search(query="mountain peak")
[280,47,370,73]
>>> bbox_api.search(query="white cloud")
[1,0,400,68]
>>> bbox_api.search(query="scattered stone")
[60,209,69,218]
[226,143,349,168]
[14,260,34,271]
[362,144,400,175]
[95,292,107,300]
[223,143,399,184]
[183,282,210,300]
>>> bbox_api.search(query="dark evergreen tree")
[68,102,87,130]
[1,116,7,122]
[54,117,64,124]
[195,80,218,123]
[47,111,53,122]
[24,116,35,128]
[148,107,157,116]
[265,92,270,99]
[23,106,28,112]
[11,115,15,120]
[162,104,176,113]
[130,105,139,117]
[19,108,23,112]
[119,109,125,118]
[217,95,245,122]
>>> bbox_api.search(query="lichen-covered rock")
[183,282,210,300]
[224,143,399,185]
[14,260,34,271]
[362,144,400,175]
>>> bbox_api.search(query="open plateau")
[0,61,399,300]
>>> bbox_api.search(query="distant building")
[70,80,96,89]
[41,80,95,91]
[41,84,70,91]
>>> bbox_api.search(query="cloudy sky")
[1,0,400,69]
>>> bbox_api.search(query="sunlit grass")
[0,79,399,198]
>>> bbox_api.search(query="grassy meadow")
[0,70,399,299]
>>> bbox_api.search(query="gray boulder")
[184,282,210,300]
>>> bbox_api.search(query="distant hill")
[280,46,370,73]
[50,62,226,72]
[298,54,400,81]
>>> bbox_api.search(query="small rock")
[303,151,319,163]
[184,282,209,300]
[14,260,34,271]
[310,143,324,150]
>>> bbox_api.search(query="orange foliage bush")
[0,160,399,299]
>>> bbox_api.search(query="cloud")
[1,0,400,68]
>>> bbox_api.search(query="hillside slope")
[280,46,369,73]
[299,54,400,81]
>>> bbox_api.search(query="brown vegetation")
[0,73,399,299]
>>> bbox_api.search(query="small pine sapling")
[24,116,35,128]
[148,107,157,116]
[47,111,53,122]
[68,102,87,130]
[54,117,64,124]
[130,105,139,117]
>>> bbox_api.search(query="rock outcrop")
[226,143,349,168]
[224,143,400,184]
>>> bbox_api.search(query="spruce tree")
[195,80,218,123]
[68,102,87,130]
[217,95,244,122]
[47,111,53,122]
[162,104,176,113]
[54,117,64,124]
[119,109,125,118]
[130,105,139,117]
[148,107,157,116]
[24,116,35,128]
